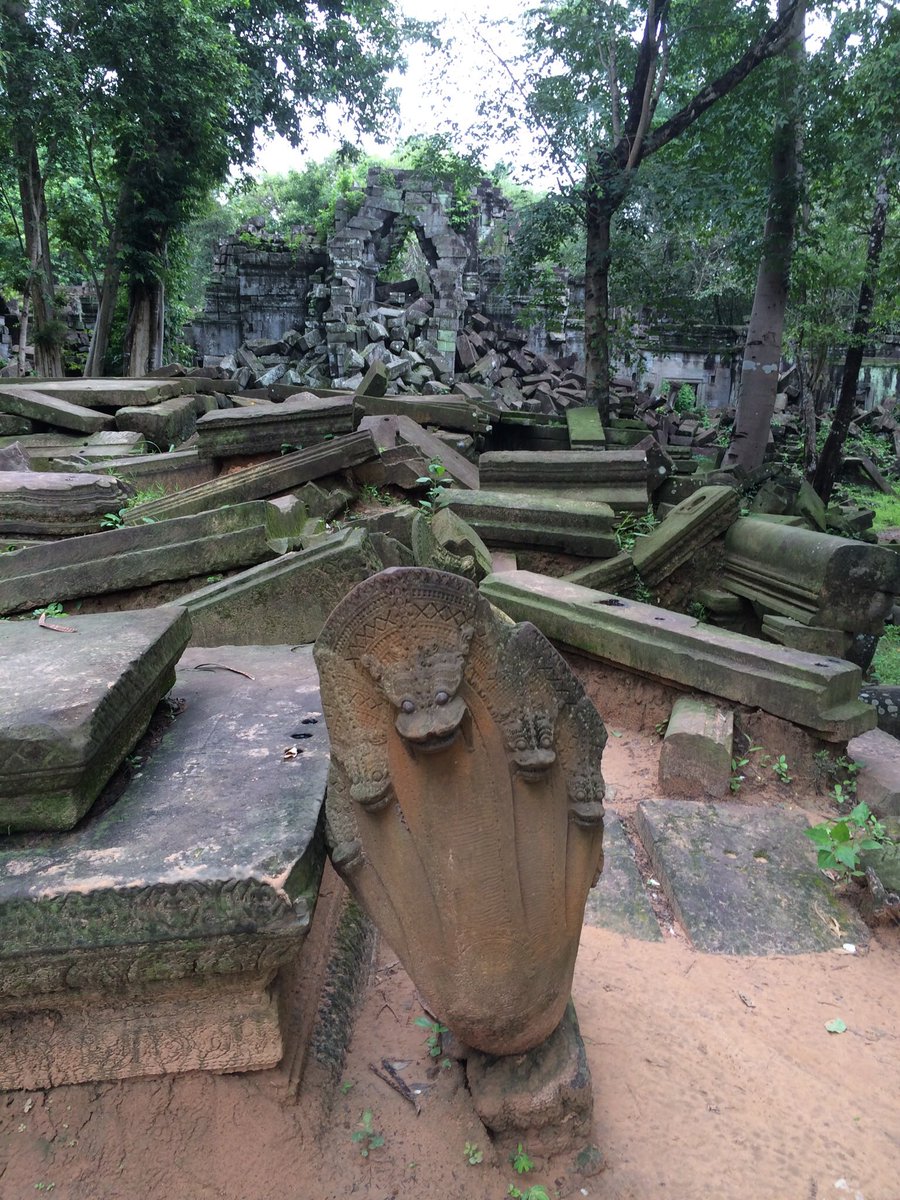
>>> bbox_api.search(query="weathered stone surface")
[0,607,191,832]
[761,615,854,658]
[0,644,330,1086]
[124,430,376,522]
[440,490,618,558]
[634,799,868,954]
[0,384,115,433]
[85,448,216,494]
[1,430,147,470]
[562,552,638,594]
[566,406,606,447]
[724,518,900,634]
[0,469,133,536]
[846,728,900,816]
[0,441,32,471]
[359,412,479,490]
[632,485,740,587]
[658,696,733,798]
[582,813,662,940]
[354,393,492,435]
[315,567,606,1056]
[859,685,900,739]
[0,500,292,614]
[196,394,354,459]
[0,414,33,436]
[173,526,383,646]
[115,391,219,448]
[410,508,492,581]
[6,377,183,408]
[481,571,875,740]
[466,1001,594,1156]
[479,448,666,511]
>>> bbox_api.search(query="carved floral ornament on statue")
[314,567,607,1056]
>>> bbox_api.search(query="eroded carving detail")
[315,566,606,1056]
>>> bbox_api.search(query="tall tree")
[483,1,802,419]
[725,0,805,471]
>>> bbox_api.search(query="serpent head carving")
[362,632,473,751]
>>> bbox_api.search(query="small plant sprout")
[771,754,792,785]
[414,1014,449,1057]
[339,1079,354,1094]
[511,1142,534,1174]
[464,1140,484,1165]
[415,457,451,514]
[508,1186,550,1200]
[804,802,892,882]
[350,1109,384,1157]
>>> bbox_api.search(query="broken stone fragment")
[658,696,734,798]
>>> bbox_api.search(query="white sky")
[254,0,552,184]
[254,1,833,187]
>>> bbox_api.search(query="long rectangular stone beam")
[479,448,668,488]
[440,490,618,558]
[2,378,185,408]
[723,517,900,634]
[354,393,493,434]
[124,429,377,522]
[196,394,354,459]
[480,570,875,740]
[0,500,294,614]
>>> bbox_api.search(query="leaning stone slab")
[172,526,383,646]
[562,552,638,594]
[0,470,133,536]
[196,394,354,459]
[124,430,377,522]
[0,414,33,436]
[354,392,492,434]
[632,485,740,587]
[359,413,479,490]
[582,813,662,940]
[0,643,330,1087]
[724,517,900,634]
[658,697,733,798]
[634,799,868,954]
[566,406,606,447]
[0,384,114,433]
[439,490,618,558]
[846,728,900,817]
[81,448,216,494]
[0,500,296,615]
[480,571,875,740]
[0,607,191,832]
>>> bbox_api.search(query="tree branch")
[638,0,800,163]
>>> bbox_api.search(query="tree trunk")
[17,289,30,376]
[15,141,63,378]
[123,277,165,376]
[812,147,893,503]
[725,0,804,471]
[584,186,615,422]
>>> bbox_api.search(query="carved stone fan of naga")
[314,567,606,1056]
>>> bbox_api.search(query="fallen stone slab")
[115,391,222,448]
[0,430,147,470]
[410,507,493,581]
[479,449,664,511]
[0,499,301,615]
[0,384,115,434]
[582,814,662,940]
[658,696,733,799]
[634,799,868,954]
[724,517,900,634]
[80,448,216,494]
[0,607,191,832]
[0,643,330,1087]
[562,552,638,594]
[0,470,133,536]
[6,377,183,408]
[0,414,33,436]
[761,615,854,659]
[196,394,354,459]
[632,485,740,587]
[480,571,875,740]
[439,490,618,558]
[846,728,900,816]
[124,430,377,522]
[172,526,383,646]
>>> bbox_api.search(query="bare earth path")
[2,728,898,1200]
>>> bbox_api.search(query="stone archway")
[328,169,473,375]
